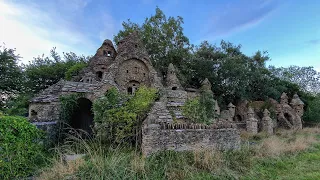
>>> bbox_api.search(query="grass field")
[37,128,320,180]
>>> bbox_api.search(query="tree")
[269,66,320,94]
[114,7,192,78]
[0,44,23,108]
[23,48,90,94]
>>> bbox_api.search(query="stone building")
[29,32,241,155]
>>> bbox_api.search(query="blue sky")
[1,0,319,71]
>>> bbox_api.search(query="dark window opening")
[31,110,37,116]
[96,71,103,79]
[236,115,242,122]
[126,70,129,73]
[143,73,146,77]
[135,44,138,48]
[127,87,133,95]
[107,51,111,57]
[103,50,107,56]
[172,87,177,90]
[102,67,105,70]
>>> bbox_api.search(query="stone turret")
[246,107,258,134]
[262,109,273,135]
[201,78,212,92]
[214,100,220,116]
[116,31,148,56]
[166,63,182,90]
[290,93,304,118]
[227,103,236,118]
[280,92,289,104]
[89,39,117,80]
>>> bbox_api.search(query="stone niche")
[115,58,151,93]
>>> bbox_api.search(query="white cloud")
[0,0,96,64]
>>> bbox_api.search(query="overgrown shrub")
[0,94,31,116]
[182,90,216,124]
[93,86,157,145]
[304,94,320,122]
[182,97,205,123]
[0,116,46,179]
[65,62,87,80]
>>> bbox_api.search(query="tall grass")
[37,127,320,180]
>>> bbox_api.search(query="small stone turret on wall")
[221,103,236,121]
[262,109,273,135]
[246,107,258,134]
[166,63,182,90]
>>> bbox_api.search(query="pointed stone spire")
[263,109,270,117]
[290,93,304,106]
[214,100,220,115]
[227,103,236,108]
[280,92,289,104]
[201,78,212,91]
[247,107,254,115]
[262,109,273,135]
[227,102,236,118]
[166,63,182,90]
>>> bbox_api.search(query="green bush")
[0,116,46,179]
[93,86,157,145]
[0,94,31,116]
[182,90,217,124]
[304,94,320,122]
[65,62,87,80]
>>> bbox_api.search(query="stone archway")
[71,98,94,135]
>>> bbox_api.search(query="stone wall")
[29,102,60,122]
[142,124,240,156]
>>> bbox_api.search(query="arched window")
[96,71,103,80]
[127,87,133,95]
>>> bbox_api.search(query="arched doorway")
[71,98,94,135]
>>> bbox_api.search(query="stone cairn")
[262,109,273,135]
[246,107,258,134]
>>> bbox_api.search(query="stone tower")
[246,107,258,134]
[166,63,182,90]
[280,92,289,104]
[201,78,212,92]
[262,109,273,135]
[89,39,117,82]
[290,93,304,118]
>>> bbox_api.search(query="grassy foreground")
[37,128,320,180]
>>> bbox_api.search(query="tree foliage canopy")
[23,48,90,94]
[0,45,23,96]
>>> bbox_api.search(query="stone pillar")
[290,93,305,118]
[262,109,273,135]
[246,107,258,134]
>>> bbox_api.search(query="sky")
[0,0,319,71]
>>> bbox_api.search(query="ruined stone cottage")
[28,32,304,155]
